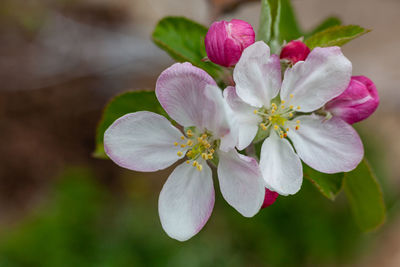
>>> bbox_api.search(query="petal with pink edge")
[224,86,261,150]
[233,41,282,108]
[260,132,303,196]
[104,111,185,172]
[280,46,352,112]
[155,62,218,130]
[217,149,265,217]
[288,115,364,173]
[158,161,214,241]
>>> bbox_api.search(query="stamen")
[201,153,208,160]
[180,144,186,148]
[290,94,294,98]
[296,120,300,124]
[268,116,272,121]
[297,106,301,110]
[210,149,215,153]
[281,100,286,104]
[186,160,190,164]
[289,105,294,109]
[253,109,258,114]
[274,125,279,130]
[180,136,185,140]
[192,161,198,167]
[174,142,178,146]
[284,133,288,137]
[289,113,293,118]
[186,129,193,137]
[187,140,193,146]
[295,125,300,130]
[286,128,289,132]
[177,151,183,156]
[197,164,203,171]
[281,105,285,109]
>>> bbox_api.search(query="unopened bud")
[325,76,379,124]
[205,19,255,67]
[280,40,310,64]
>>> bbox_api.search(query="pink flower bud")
[205,19,255,67]
[261,188,279,209]
[325,76,379,124]
[280,40,310,64]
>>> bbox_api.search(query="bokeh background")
[1,0,400,266]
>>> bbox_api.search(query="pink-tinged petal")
[261,188,279,209]
[234,41,282,108]
[288,115,364,173]
[158,161,214,241]
[260,132,303,196]
[104,111,185,172]
[325,76,379,124]
[280,47,352,112]
[203,84,231,142]
[217,149,265,217]
[224,86,261,150]
[155,62,217,129]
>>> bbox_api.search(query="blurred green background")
[1,0,399,266]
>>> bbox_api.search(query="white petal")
[224,86,261,150]
[234,41,282,108]
[104,111,185,172]
[260,132,303,196]
[280,47,352,112]
[288,115,364,173]
[156,62,219,130]
[217,149,265,217]
[158,161,214,241]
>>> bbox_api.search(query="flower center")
[254,94,301,138]
[173,129,216,171]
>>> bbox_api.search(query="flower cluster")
[104,19,379,241]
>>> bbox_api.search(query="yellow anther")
[290,94,294,98]
[187,140,193,146]
[186,129,193,137]
[262,125,267,131]
[268,116,272,121]
[177,151,183,156]
[253,109,258,114]
[180,144,186,148]
[210,149,215,153]
[286,128,290,132]
[201,153,208,160]
[197,164,203,171]
[289,105,294,109]
[260,123,265,127]
[201,134,207,139]
[280,131,284,135]
[271,109,275,114]
[180,136,185,140]
[289,113,293,118]
[274,125,279,130]
[295,125,300,130]
[174,142,178,146]
[296,120,300,124]
[284,133,288,137]
[280,134,284,139]
[297,106,301,110]
[187,151,193,157]
[207,153,213,159]
[281,100,286,104]
[197,137,202,142]
[186,160,190,164]
[193,161,198,167]
[281,105,285,109]
[205,143,211,149]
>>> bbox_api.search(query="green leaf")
[276,0,302,43]
[257,0,273,43]
[93,91,168,159]
[305,25,371,49]
[343,159,386,232]
[152,16,222,78]
[306,17,342,37]
[303,165,344,200]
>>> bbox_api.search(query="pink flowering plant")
[94,0,385,241]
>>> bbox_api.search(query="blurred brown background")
[1,0,399,266]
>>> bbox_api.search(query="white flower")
[226,41,364,196]
[104,62,265,241]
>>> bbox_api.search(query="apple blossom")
[205,19,255,67]
[226,41,364,196]
[104,62,265,241]
[325,76,379,124]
